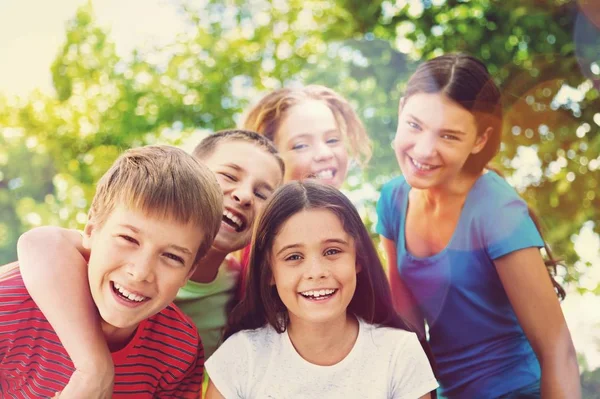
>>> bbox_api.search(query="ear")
[355,262,362,273]
[185,261,198,282]
[82,210,97,251]
[471,127,492,155]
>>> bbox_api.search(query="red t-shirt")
[0,267,204,398]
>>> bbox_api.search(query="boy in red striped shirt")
[0,145,223,398]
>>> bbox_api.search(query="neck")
[101,320,137,352]
[189,248,227,283]
[415,170,483,210]
[287,313,359,366]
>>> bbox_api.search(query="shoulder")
[472,171,526,209]
[225,324,276,351]
[379,175,409,198]
[144,303,202,359]
[362,320,420,351]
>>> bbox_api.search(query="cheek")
[283,153,312,179]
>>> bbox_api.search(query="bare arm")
[17,226,113,398]
[495,247,581,398]
[205,381,226,399]
[380,236,425,338]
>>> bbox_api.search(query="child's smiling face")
[202,140,283,254]
[270,208,358,327]
[274,100,349,189]
[393,92,489,190]
[83,204,202,346]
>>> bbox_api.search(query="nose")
[312,141,334,162]
[125,252,155,283]
[412,132,437,158]
[231,184,253,208]
[305,257,330,280]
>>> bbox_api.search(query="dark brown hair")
[403,54,565,299]
[403,53,503,175]
[224,181,415,338]
[193,129,285,176]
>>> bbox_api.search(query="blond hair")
[90,145,223,263]
[242,85,372,167]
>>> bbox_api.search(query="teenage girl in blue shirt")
[376,54,580,398]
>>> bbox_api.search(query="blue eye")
[407,121,421,130]
[442,134,459,141]
[326,138,340,145]
[292,143,308,150]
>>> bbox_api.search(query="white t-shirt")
[205,318,438,399]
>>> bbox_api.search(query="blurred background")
[0,0,599,393]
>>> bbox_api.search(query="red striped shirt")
[0,267,204,398]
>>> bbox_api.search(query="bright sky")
[1,0,599,370]
[0,0,185,97]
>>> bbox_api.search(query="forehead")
[102,205,203,248]
[273,209,350,248]
[203,140,282,180]
[276,100,338,142]
[403,92,477,130]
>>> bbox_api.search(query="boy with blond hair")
[0,145,223,398]
[16,130,285,397]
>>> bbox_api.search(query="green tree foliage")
[0,1,598,295]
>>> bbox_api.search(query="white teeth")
[223,210,243,229]
[411,157,437,171]
[313,169,334,179]
[300,288,336,298]
[113,282,147,302]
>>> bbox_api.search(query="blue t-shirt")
[376,172,544,398]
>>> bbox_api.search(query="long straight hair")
[403,54,565,299]
[225,181,415,338]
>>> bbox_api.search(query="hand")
[58,363,114,399]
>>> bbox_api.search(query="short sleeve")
[205,333,250,399]
[376,180,399,241]
[390,333,439,399]
[157,343,204,398]
[483,198,544,260]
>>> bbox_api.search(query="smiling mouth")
[222,210,246,232]
[408,155,441,171]
[299,288,338,300]
[308,169,336,180]
[111,281,149,303]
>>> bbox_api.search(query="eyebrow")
[275,238,350,256]
[223,163,243,172]
[407,114,467,135]
[119,224,193,256]
[289,129,340,140]
[224,163,275,193]
[167,245,193,256]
